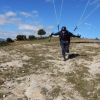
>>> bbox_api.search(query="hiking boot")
[67,49,69,53]
[65,49,69,53]
[64,58,66,61]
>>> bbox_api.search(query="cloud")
[18,24,44,31]
[8,18,21,25]
[44,26,54,35]
[5,11,16,17]
[89,0,100,5]
[19,11,39,18]
[18,24,53,37]
[0,15,6,26]
[0,10,53,39]
[46,26,54,30]
[0,30,20,39]
[32,10,39,17]
[0,23,53,39]
[32,10,38,14]
[0,29,36,39]
[46,0,52,2]
[2,6,11,12]
[20,12,32,18]
[85,23,92,29]
[85,22,97,30]
[0,12,20,26]
[85,23,91,26]
[0,13,21,26]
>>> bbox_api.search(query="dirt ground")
[0,39,100,100]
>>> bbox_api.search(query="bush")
[6,38,14,43]
[0,42,9,47]
[95,37,99,40]
[28,35,36,40]
[16,35,27,40]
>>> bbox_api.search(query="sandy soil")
[0,42,100,100]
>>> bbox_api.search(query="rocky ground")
[0,39,100,100]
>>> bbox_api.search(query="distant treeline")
[0,28,48,42]
[0,28,49,46]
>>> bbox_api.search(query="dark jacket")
[52,30,78,45]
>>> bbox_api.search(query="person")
[50,26,81,61]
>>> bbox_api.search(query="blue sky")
[0,0,100,39]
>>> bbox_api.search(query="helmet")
[61,26,66,31]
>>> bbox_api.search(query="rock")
[25,87,45,100]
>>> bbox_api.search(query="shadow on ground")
[67,53,86,60]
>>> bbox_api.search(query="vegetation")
[6,38,14,43]
[0,41,9,46]
[37,29,46,38]
[16,35,27,40]
[95,37,99,40]
[28,35,36,40]
[0,37,100,99]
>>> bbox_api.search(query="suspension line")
[52,0,59,25]
[78,4,100,27]
[77,0,90,26]
[52,0,64,31]
[58,0,64,24]
[74,0,90,31]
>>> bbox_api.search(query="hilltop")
[0,38,100,100]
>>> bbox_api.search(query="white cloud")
[85,23,92,29]
[85,23,91,26]
[46,0,52,2]
[5,11,16,17]
[90,0,100,5]
[44,26,54,36]
[0,14,6,26]
[19,11,39,18]
[0,14,20,26]
[32,10,39,17]
[0,24,54,39]
[0,11,20,26]
[0,30,20,39]
[0,29,37,39]
[0,10,53,39]
[9,18,21,24]
[20,12,32,18]
[18,24,53,37]
[85,22,97,29]
[46,26,54,30]
[32,10,38,14]
[2,6,11,12]
[18,24,44,31]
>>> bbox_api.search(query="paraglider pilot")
[50,26,81,61]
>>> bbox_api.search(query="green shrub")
[0,42,9,46]
[95,37,99,40]
[28,35,36,40]
[16,35,27,40]
[6,38,14,43]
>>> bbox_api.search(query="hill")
[0,38,100,100]
[0,38,5,42]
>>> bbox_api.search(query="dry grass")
[0,38,100,100]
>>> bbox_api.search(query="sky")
[0,0,100,39]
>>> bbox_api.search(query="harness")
[59,31,70,45]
